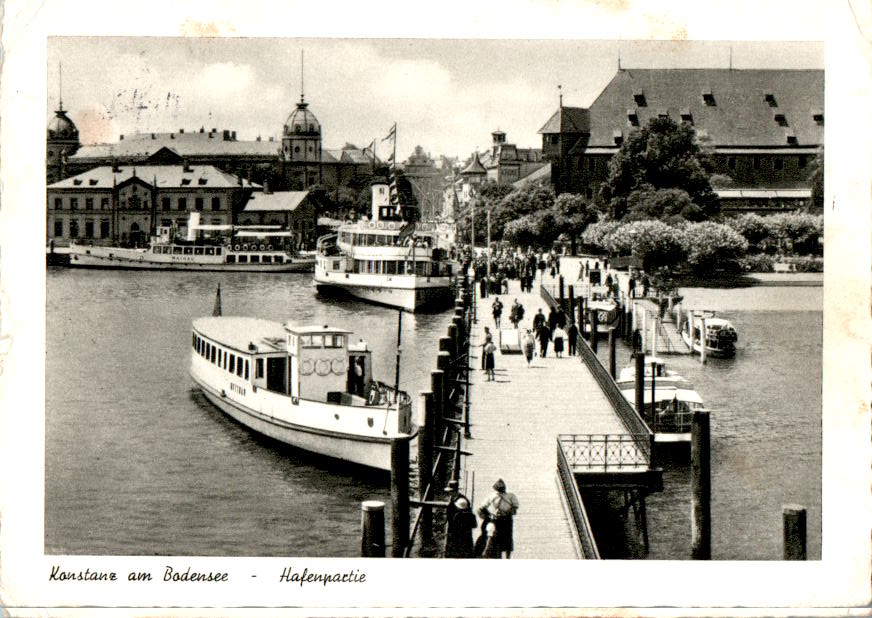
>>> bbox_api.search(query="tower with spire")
[47,63,81,183]
[281,51,322,189]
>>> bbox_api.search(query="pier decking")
[464,275,658,559]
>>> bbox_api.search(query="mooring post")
[438,336,454,385]
[691,410,712,560]
[558,275,565,308]
[360,500,386,557]
[641,307,648,354]
[437,352,452,418]
[590,310,599,353]
[431,369,445,444]
[608,327,617,379]
[390,438,410,557]
[700,317,707,364]
[577,297,585,334]
[634,353,645,421]
[782,504,808,560]
[568,286,575,324]
[417,392,435,546]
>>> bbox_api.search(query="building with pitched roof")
[238,190,319,249]
[539,68,824,212]
[479,130,546,186]
[47,164,257,246]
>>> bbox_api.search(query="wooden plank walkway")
[465,276,632,559]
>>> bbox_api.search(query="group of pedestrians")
[445,478,520,559]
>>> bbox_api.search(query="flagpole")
[392,125,399,218]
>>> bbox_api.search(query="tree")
[681,222,748,273]
[552,193,598,254]
[599,116,719,221]
[624,186,703,223]
[602,220,686,272]
[724,213,776,254]
[490,181,555,240]
[581,219,620,252]
[454,181,514,246]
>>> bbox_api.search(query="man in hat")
[477,478,519,558]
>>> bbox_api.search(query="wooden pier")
[464,275,660,559]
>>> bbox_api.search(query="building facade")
[479,131,545,186]
[539,68,824,212]
[47,164,256,246]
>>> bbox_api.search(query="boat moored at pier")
[616,356,706,443]
[314,176,456,312]
[680,310,738,358]
[190,316,415,471]
[67,213,314,272]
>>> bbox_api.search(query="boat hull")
[314,273,453,312]
[680,329,736,358]
[192,373,399,472]
[68,246,313,272]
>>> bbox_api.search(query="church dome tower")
[280,52,322,190]
[46,83,80,183]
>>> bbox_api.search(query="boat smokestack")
[371,177,390,221]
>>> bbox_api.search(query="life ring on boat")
[315,359,331,376]
[365,381,380,406]
[368,221,375,229]
[242,244,249,251]
[331,358,346,374]
[234,245,241,251]
[259,244,265,251]
[387,221,397,230]
[300,359,314,375]
[377,221,385,229]
[267,245,273,251]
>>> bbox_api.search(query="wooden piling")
[558,275,565,307]
[699,317,707,364]
[431,369,445,442]
[568,287,575,325]
[608,327,617,379]
[641,307,648,354]
[417,392,435,546]
[590,310,599,353]
[577,297,585,334]
[652,316,659,355]
[634,353,645,421]
[782,504,808,560]
[390,438,410,558]
[360,500,386,557]
[691,410,711,560]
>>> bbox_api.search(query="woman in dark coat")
[445,496,478,558]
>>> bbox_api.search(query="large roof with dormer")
[47,164,260,190]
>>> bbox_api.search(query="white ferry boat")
[680,310,738,358]
[615,355,706,443]
[314,177,456,311]
[190,316,414,471]
[67,214,314,272]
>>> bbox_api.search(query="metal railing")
[556,437,601,559]
[559,434,651,471]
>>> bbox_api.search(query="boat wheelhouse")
[190,316,414,471]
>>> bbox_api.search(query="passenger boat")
[615,356,706,443]
[314,177,456,311]
[67,214,314,272]
[680,310,738,358]
[190,316,415,471]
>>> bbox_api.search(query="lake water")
[45,269,820,559]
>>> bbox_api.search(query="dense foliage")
[599,116,719,221]
[725,212,823,256]
[680,221,749,273]
[601,220,686,272]
[454,181,514,244]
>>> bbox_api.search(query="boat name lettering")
[278,566,366,586]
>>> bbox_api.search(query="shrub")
[603,220,686,271]
[681,221,749,274]
[738,254,775,272]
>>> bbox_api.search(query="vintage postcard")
[1,0,870,615]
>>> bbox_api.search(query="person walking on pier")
[532,308,545,333]
[521,329,535,366]
[483,335,496,381]
[445,495,477,558]
[567,321,579,356]
[478,479,519,559]
[547,306,559,335]
[641,272,650,298]
[509,299,525,329]
[553,325,567,358]
[481,327,491,370]
[491,296,503,329]
[536,321,551,358]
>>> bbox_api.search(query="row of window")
[725,154,809,172]
[193,333,251,380]
[53,219,111,239]
[154,245,223,256]
[351,259,433,276]
[226,254,285,264]
[50,196,224,211]
[339,232,433,248]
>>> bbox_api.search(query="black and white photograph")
[1,0,870,615]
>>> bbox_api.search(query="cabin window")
[216,247,222,256]
[256,358,264,379]
[244,360,249,379]
[310,334,324,348]
[238,255,248,263]
[226,255,236,263]
[210,346,216,363]
[194,247,204,255]
[173,246,183,255]
[184,247,193,255]
[274,255,283,264]
[236,359,243,378]
[192,333,197,348]
[229,354,236,373]
[325,334,345,348]
[262,255,272,264]
[205,247,215,255]
[250,255,260,263]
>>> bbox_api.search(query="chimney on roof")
[120,134,124,140]
[180,128,185,134]
[269,136,274,142]
[170,133,175,139]
[200,127,205,133]
[182,159,192,173]
[223,130,230,140]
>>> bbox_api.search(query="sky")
[47,38,824,162]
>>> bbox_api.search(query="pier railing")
[558,434,650,471]
[556,437,601,559]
